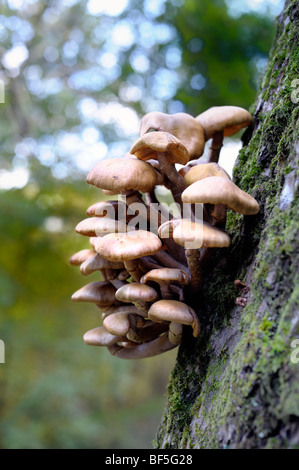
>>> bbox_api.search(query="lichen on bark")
[154,0,299,449]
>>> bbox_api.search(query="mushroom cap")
[86,156,164,193]
[182,176,260,215]
[71,281,116,306]
[86,200,125,218]
[139,111,205,159]
[93,230,162,262]
[130,131,190,165]
[75,217,132,237]
[141,268,190,286]
[69,249,95,266]
[148,300,200,337]
[196,106,252,141]
[115,283,159,304]
[107,331,177,359]
[158,218,230,249]
[103,312,144,336]
[80,253,124,276]
[83,326,124,346]
[180,162,230,186]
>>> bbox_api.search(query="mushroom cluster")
[70,106,259,360]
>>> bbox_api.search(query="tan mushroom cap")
[179,162,230,186]
[75,217,132,237]
[141,268,190,287]
[115,283,159,304]
[148,300,200,337]
[103,312,144,337]
[130,131,190,165]
[83,326,124,346]
[182,176,260,215]
[139,111,205,159]
[196,106,252,141]
[71,281,116,306]
[86,155,164,194]
[86,200,126,218]
[93,230,162,262]
[158,218,231,249]
[80,253,124,276]
[107,331,177,359]
[69,249,95,266]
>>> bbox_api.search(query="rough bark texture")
[154,0,299,449]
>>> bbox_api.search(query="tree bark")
[154,0,299,449]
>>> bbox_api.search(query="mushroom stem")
[124,259,143,282]
[153,249,189,272]
[109,278,126,290]
[157,152,186,214]
[185,248,202,292]
[207,130,224,163]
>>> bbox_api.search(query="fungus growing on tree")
[70,104,259,360]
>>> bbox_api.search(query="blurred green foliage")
[0,0,280,449]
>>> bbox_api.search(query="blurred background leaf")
[0,0,283,449]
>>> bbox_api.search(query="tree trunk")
[154,0,299,449]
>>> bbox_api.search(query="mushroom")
[86,200,126,218]
[139,111,205,160]
[93,230,162,282]
[71,281,117,308]
[179,162,230,227]
[179,162,230,186]
[69,249,95,266]
[148,300,200,337]
[130,131,189,210]
[80,253,124,276]
[75,217,133,237]
[195,106,252,163]
[103,311,145,337]
[86,155,164,194]
[181,176,260,215]
[140,268,190,300]
[158,219,230,290]
[107,331,177,359]
[115,283,159,313]
[83,326,125,346]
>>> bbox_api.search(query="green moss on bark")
[154,0,299,449]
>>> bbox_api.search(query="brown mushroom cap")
[130,131,190,165]
[80,253,124,276]
[71,281,116,306]
[115,283,159,304]
[75,217,132,237]
[196,106,252,141]
[83,326,124,346]
[86,155,164,193]
[141,268,190,287]
[180,162,230,186]
[93,230,162,262]
[139,111,205,160]
[107,331,177,359]
[182,176,260,215]
[148,300,200,337]
[69,249,95,266]
[158,218,230,249]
